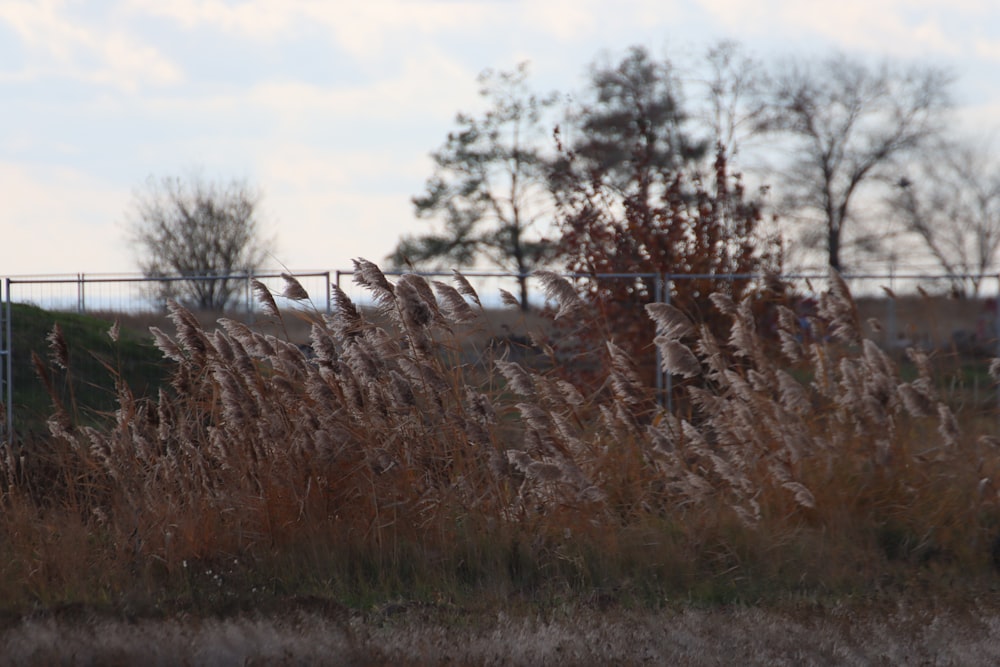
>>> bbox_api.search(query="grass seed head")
[646,302,694,339]
[451,270,482,307]
[280,273,310,301]
[535,270,583,319]
[656,337,702,378]
[252,279,280,318]
[46,323,69,370]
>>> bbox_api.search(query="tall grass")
[3,262,1000,611]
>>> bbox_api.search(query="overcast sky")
[3,0,1000,278]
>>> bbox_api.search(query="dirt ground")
[4,598,1000,666]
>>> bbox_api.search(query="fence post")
[887,266,897,348]
[324,271,332,315]
[996,274,1000,418]
[2,278,11,444]
[77,273,85,314]
[653,274,664,408]
[663,274,673,414]
[246,272,255,325]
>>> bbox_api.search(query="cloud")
[128,0,501,57]
[248,48,477,121]
[0,0,183,89]
[123,0,296,39]
[696,0,973,58]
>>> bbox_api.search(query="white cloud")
[0,0,183,89]
[250,50,476,120]
[696,0,972,58]
[123,0,296,39]
[128,0,501,57]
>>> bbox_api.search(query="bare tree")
[390,63,557,309]
[760,53,951,271]
[891,137,1000,297]
[127,173,270,311]
[693,39,769,162]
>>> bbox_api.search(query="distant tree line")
[394,41,1000,301]
[124,40,996,325]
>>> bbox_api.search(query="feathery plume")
[400,273,443,321]
[778,330,803,364]
[150,326,185,362]
[330,285,364,339]
[167,299,212,360]
[656,337,702,378]
[728,314,757,359]
[527,460,564,483]
[862,339,895,378]
[821,271,861,346]
[211,329,235,364]
[775,304,798,333]
[556,380,585,408]
[452,270,482,307]
[281,273,310,300]
[709,292,738,316]
[495,360,536,398]
[498,289,520,308]
[388,370,416,409]
[309,323,339,363]
[937,403,960,448]
[395,276,433,329]
[352,258,394,293]
[46,323,69,370]
[607,341,645,405]
[506,449,533,473]
[107,319,120,343]
[353,258,396,310]
[989,358,1000,383]
[906,347,933,381]
[776,370,809,413]
[342,337,381,381]
[695,325,727,379]
[433,280,478,322]
[782,481,816,509]
[534,270,583,319]
[646,302,694,339]
[465,388,497,425]
[252,279,280,318]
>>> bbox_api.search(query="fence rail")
[3,269,1000,444]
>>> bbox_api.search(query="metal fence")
[1,278,9,447]
[3,269,1000,444]
[0,271,333,444]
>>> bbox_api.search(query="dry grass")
[2,262,1000,618]
[6,597,1000,665]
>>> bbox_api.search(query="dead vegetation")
[3,261,1000,641]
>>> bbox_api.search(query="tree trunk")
[828,224,842,273]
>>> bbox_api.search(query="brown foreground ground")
[4,596,1000,666]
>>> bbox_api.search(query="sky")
[4,0,1000,280]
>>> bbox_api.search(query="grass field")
[3,264,1000,661]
